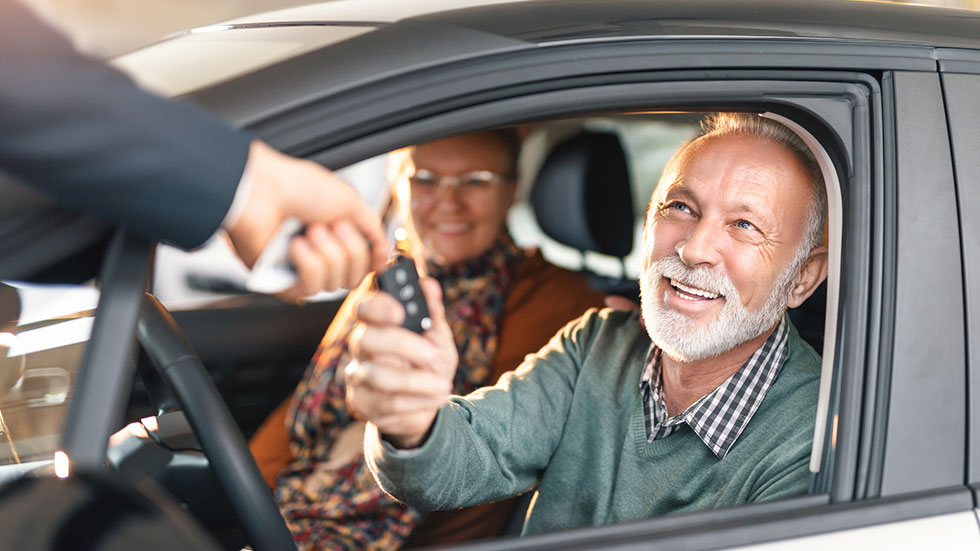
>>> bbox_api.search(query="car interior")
[0,108,841,550]
[107,110,838,548]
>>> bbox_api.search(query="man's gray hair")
[696,113,827,253]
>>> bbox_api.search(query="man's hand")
[604,295,639,311]
[228,140,390,296]
[346,278,458,449]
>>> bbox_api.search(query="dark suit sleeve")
[0,0,251,250]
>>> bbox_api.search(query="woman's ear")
[787,245,829,309]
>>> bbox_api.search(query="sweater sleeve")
[365,309,602,511]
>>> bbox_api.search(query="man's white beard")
[640,253,803,362]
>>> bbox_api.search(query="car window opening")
[146,109,842,548]
[374,111,841,542]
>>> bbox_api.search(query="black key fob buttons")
[377,255,432,333]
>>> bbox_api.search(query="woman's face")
[404,133,517,265]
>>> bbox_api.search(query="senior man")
[345,113,829,534]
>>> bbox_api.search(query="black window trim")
[875,70,966,497]
[938,66,980,492]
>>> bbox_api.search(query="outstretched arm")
[0,1,388,291]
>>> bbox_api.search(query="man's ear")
[787,245,829,309]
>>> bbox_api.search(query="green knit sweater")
[366,308,821,535]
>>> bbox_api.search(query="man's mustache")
[648,255,738,301]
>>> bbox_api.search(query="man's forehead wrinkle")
[681,139,804,210]
[664,179,693,199]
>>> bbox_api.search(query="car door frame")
[938,49,980,514]
[65,35,975,549]
[219,38,969,548]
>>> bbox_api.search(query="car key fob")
[376,254,432,333]
[245,217,303,294]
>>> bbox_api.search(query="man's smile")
[668,278,722,300]
[659,274,726,319]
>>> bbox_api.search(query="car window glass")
[0,281,98,480]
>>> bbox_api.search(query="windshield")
[0,281,98,479]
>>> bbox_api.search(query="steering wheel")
[136,293,295,551]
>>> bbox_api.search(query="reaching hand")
[228,140,390,296]
[345,278,458,449]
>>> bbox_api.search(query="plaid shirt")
[639,316,790,459]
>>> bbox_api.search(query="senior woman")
[249,129,605,551]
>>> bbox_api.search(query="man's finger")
[343,193,390,271]
[332,220,370,289]
[305,171,389,272]
[419,277,452,341]
[345,360,451,397]
[288,237,324,296]
[355,291,405,326]
[350,388,445,426]
[371,352,414,373]
[604,295,640,311]
[351,323,441,367]
[307,224,347,291]
[372,399,449,425]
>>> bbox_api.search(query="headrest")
[530,131,634,258]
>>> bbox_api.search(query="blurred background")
[19,0,980,58]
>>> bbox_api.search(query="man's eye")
[666,201,691,213]
[735,219,757,231]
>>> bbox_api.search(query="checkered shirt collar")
[639,316,790,459]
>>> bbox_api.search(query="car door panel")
[880,71,965,496]
[114,30,975,548]
[938,69,980,500]
[735,510,980,550]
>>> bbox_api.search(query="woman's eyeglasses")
[409,169,510,198]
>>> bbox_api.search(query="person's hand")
[346,278,458,449]
[604,295,639,311]
[228,140,390,295]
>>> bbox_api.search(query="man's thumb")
[419,277,447,333]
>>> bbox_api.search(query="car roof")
[112,0,980,124]
[214,0,980,48]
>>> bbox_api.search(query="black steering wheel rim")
[137,293,295,551]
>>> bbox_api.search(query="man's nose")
[676,220,723,267]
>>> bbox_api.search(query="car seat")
[530,130,638,299]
